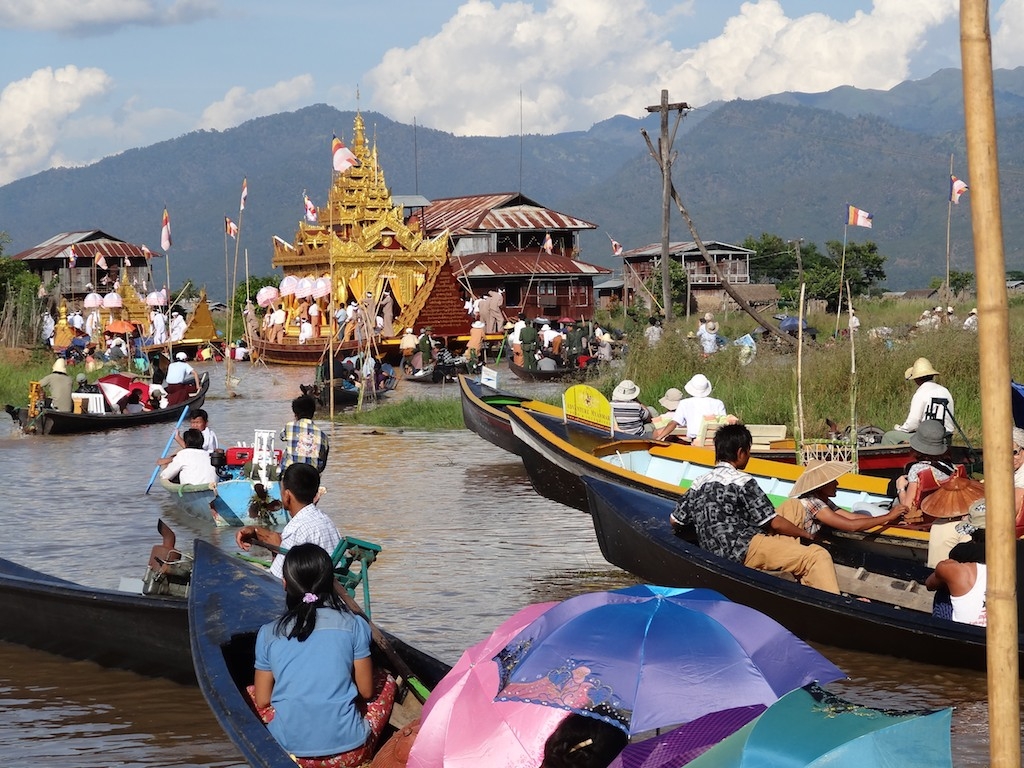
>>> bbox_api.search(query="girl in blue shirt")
[251,544,396,767]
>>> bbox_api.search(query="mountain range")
[4,67,1024,300]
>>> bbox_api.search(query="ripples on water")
[0,364,1006,765]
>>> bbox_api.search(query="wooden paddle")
[145,405,190,494]
[258,541,431,704]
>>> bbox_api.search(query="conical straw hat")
[920,475,986,519]
[790,460,854,498]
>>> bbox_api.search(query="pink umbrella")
[408,602,568,768]
[295,277,315,299]
[83,292,103,308]
[256,286,280,308]
[102,292,123,308]
[279,275,299,296]
[146,291,167,306]
[312,277,332,299]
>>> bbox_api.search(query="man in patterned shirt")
[236,463,340,578]
[670,423,840,593]
[280,395,330,472]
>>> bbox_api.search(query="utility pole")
[645,91,690,322]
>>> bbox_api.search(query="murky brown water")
[0,364,1006,765]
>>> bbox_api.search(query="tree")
[643,258,690,318]
[743,233,795,283]
[949,270,974,297]
[232,275,281,315]
[817,240,887,309]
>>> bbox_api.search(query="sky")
[2,0,1024,187]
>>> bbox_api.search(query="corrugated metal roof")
[593,279,624,290]
[622,241,754,258]
[422,193,596,236]
[453,252,611,278]
[11,230,159,262]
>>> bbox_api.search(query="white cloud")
[196,75,316,131]
[0,0,217,33]
[366,0,957,136]
[669,0,958,102]
[993,0,1024,68]
[0,65,112,185]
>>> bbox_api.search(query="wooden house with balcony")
[420,193,611,321]
[621,240,779,313]
[10,230,159,310]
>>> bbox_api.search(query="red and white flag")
[225,216,238,239]
[609,236,623,257]
[304,194,318,222]
[240,177,248,211]
[69,244,77,268]
[950,175,969,204]
[542,233,553,254]
[96,254,108,270]
[332,134,357,173]
[141,244,152,259]
[161,208,172,250]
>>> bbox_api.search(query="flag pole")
[163,209,173,362]
[227,180,246,396]
[834,222,848,338]
[944,153,954,311]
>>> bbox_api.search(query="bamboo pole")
[846,282,858,471]
[960,3,1020,766]
[796,283,806,461]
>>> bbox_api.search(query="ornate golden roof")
[271,113,450,333]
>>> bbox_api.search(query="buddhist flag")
[96,254,108,270]
[141,244,152,259]
[225,216,238,238]
[69,244,77,268]
[846,204,873,228]
[332,134,357,173]
[161,208,172,250]
[304,194,318,222]
[950,175,969,204]
[542,233,553,254]
[609,235,623,257]
[240,177,248,211]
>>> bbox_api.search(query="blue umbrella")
[494,585,844,735]
[684,684,953,767]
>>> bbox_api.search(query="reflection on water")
[0,364,1005,765]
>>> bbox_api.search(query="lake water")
[0,363,1004,765]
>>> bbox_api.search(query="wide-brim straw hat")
[52,358,67,373]
[612,379,641,401]
[905,357,939,381]
[684,374,712,398]
[704,321,719,333]
[702,312,715,322]
[503,321,516,330]
[910,419,948,455]
[921,476,986,519]
[659,387,684,410]
[790,460,853,498]
[600,333,613,342]
[471,320,485,328]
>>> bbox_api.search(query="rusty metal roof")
[453,252,611,278]
[11,230,159,262]
[422,193,597,236]
[622,241,754,258]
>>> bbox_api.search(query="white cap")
[175,352,188,361]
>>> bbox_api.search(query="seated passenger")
[926,533,987,626]
[120,390,145,414]
[250,543,396,767]
[159,429,217,486]
[610,379,654,436]
[652,374,726,443]
[777,460,904,534]
[893,419,955,510]
[671,424,840,593]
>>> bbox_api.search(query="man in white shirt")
[164,351,200,405]
[882,357,955,445]
[173,409,219,452]
[159,429,217,486]
[169,311,187,341]
[151,310,168,344]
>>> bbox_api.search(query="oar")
[145,405,190,494]
[260,541,430,703]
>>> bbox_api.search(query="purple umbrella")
[494,585,843,735]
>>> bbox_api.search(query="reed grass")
[599,298,1024,445]
[0,350,56,406]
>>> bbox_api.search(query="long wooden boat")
[0,554,192,683]
[751,439,980,480]
[508,359,586,382]
[583,475,1021,672]
[20,373,210,435]
[506,406,931,567]
[159,476,287,528]
[189,540,451,768]
[458,374,570,455]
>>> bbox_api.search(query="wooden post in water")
[960,2,1020,765]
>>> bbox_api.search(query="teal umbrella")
[684,684,952,768]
